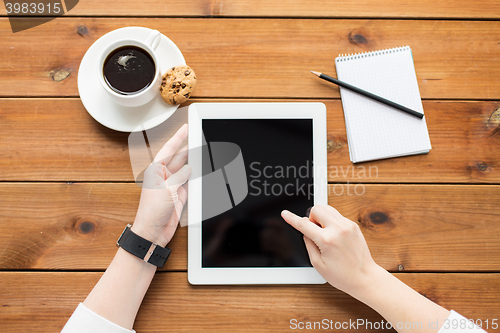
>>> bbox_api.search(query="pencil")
[310,71,424,119]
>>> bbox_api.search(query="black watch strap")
[116,224,171,268]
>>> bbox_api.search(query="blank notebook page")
[335,46,431,163]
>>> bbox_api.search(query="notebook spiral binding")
[335,46,410,62]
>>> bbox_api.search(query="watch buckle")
[116,224,133,247]
[143,242,158,263]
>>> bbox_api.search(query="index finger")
[281,210,322,244]
[154,124,188,165]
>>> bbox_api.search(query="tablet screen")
[202,119,314,268]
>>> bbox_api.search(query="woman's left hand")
[132,124,191,247]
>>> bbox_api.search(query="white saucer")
[77,26,186,132]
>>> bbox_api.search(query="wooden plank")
[333,184,500,272]
[0,182,187,271]
[1,183,499,271]
[0,98,185,182]
[1,99,499,183]
[1,271,499,332]
[326,100,500,184]
[1,0,499,19]
[0,18,499,99]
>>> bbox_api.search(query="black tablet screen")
[201,119,314,268]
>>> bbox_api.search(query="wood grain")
[1,99,498,183]
[1,183,498,271]
[0,18,499,99]
[1,2,498,332]
[1,0,499,18]
[0,182,186,271]
[1,271,499,332]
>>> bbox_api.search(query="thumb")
[167,164,192,193]
[303,235,323,270]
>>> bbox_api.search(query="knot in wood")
[77,25,89,36]
[488,106,500,127]
[487,105,500,137]
[477,162,488,172]
[369,211,388,224]
[327,137,344,153]
[357,209,395,231]
[348,31,368,45]
[75,220,96,235]
[49,68,71,82]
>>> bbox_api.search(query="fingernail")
[281,210,289,217]
[306,206,312,218]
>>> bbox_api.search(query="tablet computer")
[188,102,327,284]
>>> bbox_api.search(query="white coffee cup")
[97,30,162,107]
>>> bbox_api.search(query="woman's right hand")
[282,205,458,333]
[281,205,382,297]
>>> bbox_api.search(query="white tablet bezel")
[188,102,327,285]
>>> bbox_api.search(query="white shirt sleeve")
[437,310,488,333]
[61,303,135,333]
[61,304,487,333]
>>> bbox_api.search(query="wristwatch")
[116,224,171,268]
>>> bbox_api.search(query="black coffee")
[103,46,155,95]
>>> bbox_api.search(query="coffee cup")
[97,30,162,107]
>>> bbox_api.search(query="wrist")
[116,246,157,272]
[130,223,167,248]
[346,263,388,303]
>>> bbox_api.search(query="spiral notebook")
[335,46,431,163]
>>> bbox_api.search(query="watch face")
[201,119,313,268]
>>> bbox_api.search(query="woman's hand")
[282,205,454,333]
[78,125,192,330]
[132,124,191,247]
[281,205,380,297]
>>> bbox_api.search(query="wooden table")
[1,1,500,332]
